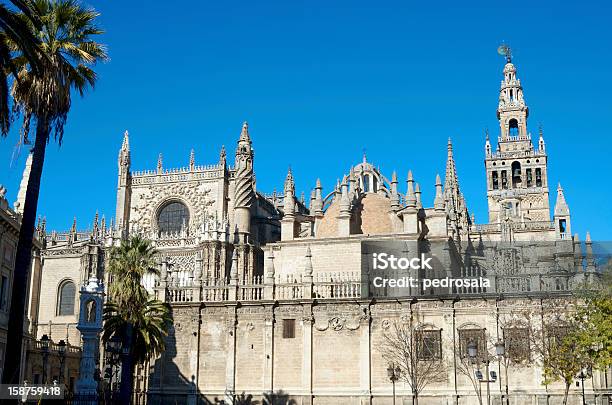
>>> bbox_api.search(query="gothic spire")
[444,138,459,194]
[239,121,251,143]
[554,183,570,216]
[433,174,444,211]
[189,148,195,170]
[406,170,416,208]
[284,167,295,194]
[121,130,130,151]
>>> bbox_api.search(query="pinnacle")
[240,121,251,142]
[121,130,130,150]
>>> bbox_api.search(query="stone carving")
[130,181,216,235]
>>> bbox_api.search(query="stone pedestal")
[75,277,105,404]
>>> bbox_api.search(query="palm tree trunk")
[119,324,135,405]
[1,116,48,385]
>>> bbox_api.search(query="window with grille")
[57,281,76,316]
[458,328,486,359]
[282,319,295,339]
[157,201,189,234]
[547,325,570,348]
[417,330,442,360]
[503,327,530,362]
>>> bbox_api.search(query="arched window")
[363,174,370,192]
[511,161,521,188]
[509,119,519,137]
[157,201,189,234]
[57,281,76,316]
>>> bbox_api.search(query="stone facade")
[24,54,611,404]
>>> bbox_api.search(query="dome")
[317,193,401,238]
[503,63,516,73]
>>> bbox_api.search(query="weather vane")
[497,43,512,63]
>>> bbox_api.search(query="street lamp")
[40,334,50,384]
[104,335,122,401]
[58,340,66,384]
[494,339,510,405]
[387,363,401,405]
[467,340,496,405]
[577,366,592,405]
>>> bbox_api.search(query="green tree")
[102,235,173,405]
[1,0,107,384]
[0,0,43,135]
[540,328,592,405]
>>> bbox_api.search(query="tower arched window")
[511,161,522,188]
[492,171,499,190]
[157,201,189,235]
[57,280,76,316]
[509,119,519,137]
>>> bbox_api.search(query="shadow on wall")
[148,308,296,405]
[146,306,198,405]
[204,390,297,405]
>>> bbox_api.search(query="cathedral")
[11,53,609,404]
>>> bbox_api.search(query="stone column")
[359,305,372,405]
[302,306,314,405]
[263,306,275,395]
[225,306,237,404]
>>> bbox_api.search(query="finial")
[284,167,294,194]
[585,232,592,243]
[362,149,367,164]
[240,121,251,142]
[189,148,195,170]
[434,174,445,211]
[316,178,322,188]
[447,137,453,154]
[392,171,397,183]
[539,124,544,138]
[121,130,130,150]
[157,153,163,173]
[497,43,512,63]
[219,145,226,162]
[485,128,490,141]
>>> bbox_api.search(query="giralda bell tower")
[484,47,550,225]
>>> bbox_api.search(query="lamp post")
[494,339,510,405]
[387,363,401,405]
[104,334,122,402]
[577,366,592,405]
[467,340,497,405]
[58,339,66,384]
[40,334,50,384]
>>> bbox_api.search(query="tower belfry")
[484,47,554,227]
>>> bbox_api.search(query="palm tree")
[0,0,107,384]
[0,0,44,135]
[103,235,173,405]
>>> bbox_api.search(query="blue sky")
[0,0,611,239]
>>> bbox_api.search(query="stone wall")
[145,296,610,405]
